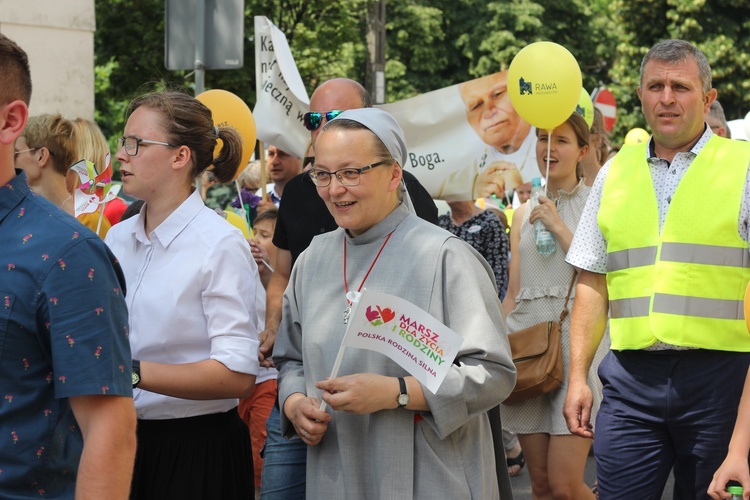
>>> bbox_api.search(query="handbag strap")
[557,270,579,325]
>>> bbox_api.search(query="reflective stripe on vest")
[607,247,657,272]
[653,293,744,320]
[611,294,745,321]
[660,242,750,268]
[609,297,650,318]
[608,243,750,272]
[599,136,750,350]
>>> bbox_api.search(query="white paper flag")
[341,289,464,394]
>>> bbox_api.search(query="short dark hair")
[254,207,278,227]
[0,33,32,105]
[640,39,712,93]
[359,84,373,108]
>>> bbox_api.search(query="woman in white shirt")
[105,91,260,499]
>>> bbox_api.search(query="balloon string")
[545,131,551,190]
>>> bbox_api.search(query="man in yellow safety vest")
[563,39,750,499]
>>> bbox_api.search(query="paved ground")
[508,453,675,499]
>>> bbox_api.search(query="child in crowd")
[240,208,279,499]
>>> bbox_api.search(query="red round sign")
[593,88,617,131]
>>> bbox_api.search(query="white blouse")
[106,190,260,419]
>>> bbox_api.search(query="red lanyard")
[342,231,394,323]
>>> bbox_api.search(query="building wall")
[0,0,95,119]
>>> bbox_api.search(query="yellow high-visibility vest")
[598,136,750,350]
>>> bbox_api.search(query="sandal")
[506,450,525,477]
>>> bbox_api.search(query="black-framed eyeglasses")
[303,110,343,131]
[118,136,175,157]
[308,160,389,187]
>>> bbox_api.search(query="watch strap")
[132,359,141,389]
[397,377,408,407]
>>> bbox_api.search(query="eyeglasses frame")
[118,136,176,157]
[13,147,39,158]
[308,160,390,187]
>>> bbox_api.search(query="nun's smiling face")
[312,127,401,237]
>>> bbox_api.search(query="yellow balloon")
[508,41,583,130]
[224,210,251,239]
[624,127,650,145]
[576,88,594,129]
[196,89,257,180]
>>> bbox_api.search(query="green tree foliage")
[383,0,616,100]
[95,0,188,141]
[459,0,616,94]
[608,0,750,143]
[385,3,449,100]
[270,0,368,90]
[94,0,369,142]
[94,0,749,153]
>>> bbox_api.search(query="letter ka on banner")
[342,289,463,394]
[253,16,310,158]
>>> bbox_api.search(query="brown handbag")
[504,271,577,405]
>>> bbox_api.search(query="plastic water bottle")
[530,177,556,255]
[728,486,743,499]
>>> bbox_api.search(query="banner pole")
[259,141,268,200]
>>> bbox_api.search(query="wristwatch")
[396,377,409,408]
[132,360,141,389]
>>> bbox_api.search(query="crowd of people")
[2,31,750,500]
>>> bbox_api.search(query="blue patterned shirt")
[0,171,132,498]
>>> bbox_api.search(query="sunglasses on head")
[303,110,344,131]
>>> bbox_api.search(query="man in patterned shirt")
[0,33,136,498]
[563,39,750,498]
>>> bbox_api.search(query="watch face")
[132,371,140,387]
[398,394,409,406]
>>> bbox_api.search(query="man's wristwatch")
[396,377,409,408]
[132,360,141,389]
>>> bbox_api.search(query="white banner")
[381,78,537,201]
[253,16,539,201]
[253,16,310,158]
[341,289,463,394]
